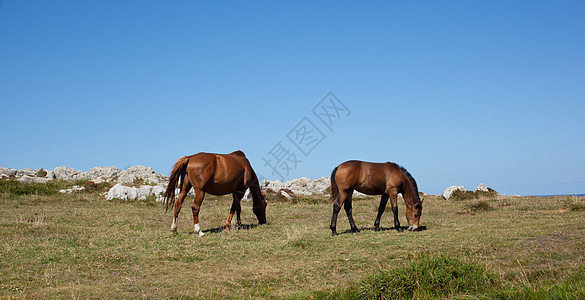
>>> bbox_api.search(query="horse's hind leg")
[374,194,389,231]
[344,191,360,233]
[225,191,243,231]
[171,179,192,232]
[330,191,344,236]
[191,189,206,237]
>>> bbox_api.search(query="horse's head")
[253,191,268,225]
[405,199,423,231]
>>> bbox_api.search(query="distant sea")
[535,194,585,197]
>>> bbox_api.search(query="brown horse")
[329,160,423,236]
[163,151,267,236]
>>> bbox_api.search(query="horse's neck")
[402,181,420,207]
[248,178,264,204]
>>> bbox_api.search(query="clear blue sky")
[1,1,584,195]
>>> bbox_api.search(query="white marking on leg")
[171,218,177,232]
[194,223,205,237]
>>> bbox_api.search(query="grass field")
[1,180,584,299]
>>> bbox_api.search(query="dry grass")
[0,184,584,299]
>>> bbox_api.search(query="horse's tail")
[164,156,190,212]
[329,167,339,203]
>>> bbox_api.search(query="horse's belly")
[203,182,240,196]
[355,186,384,195]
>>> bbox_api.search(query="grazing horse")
[329,160,423,236]
[163,151,267,237]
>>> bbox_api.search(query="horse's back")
[336,160,401,195]
[185,151,249,194]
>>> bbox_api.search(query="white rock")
[260,177,331,195]
[119,166,167,184]
[59,185,85,193]
[260,176,365,197]
[53,167,80,180]
[476,183,489,192]
[137,186,152,200]
[242,188,252,201]
[44,170,56,179]
[16,168,36,177]
[151,185,166,202]
[279,190,292,199]
[0,167,17,177]
[117,173,137,184]
[106,183,166,201]
[443,186,466,200]
[106,184,135,200]
[89,166,120,179]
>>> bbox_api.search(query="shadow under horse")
[163,151,267,237]
[329,160,423,236]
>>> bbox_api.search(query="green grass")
[458,200,495,214]
[1,187,584,299]
[354,254,499,299]
[0,179,71,196]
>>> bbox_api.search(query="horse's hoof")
[352,228,361,233]
[331,231,338,236]
[374,226,380,232]
[397,227,404,233]
[197,231,205,237]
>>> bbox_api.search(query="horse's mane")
[399,165,419,195]
[388,162,420,202]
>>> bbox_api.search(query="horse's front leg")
[374,194,389,231]
[235,201,242,229]
[388,190,403,232]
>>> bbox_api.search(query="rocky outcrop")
[443,184,497,199]
[442,186,466,200]
[72,167,120,182]
[260,177,330,196]
[476,183,489,192]
[0,167,17,178]
[2,165,371,201]
[259,177,365,198]
[105,184,166,201]
[53,167,81,180]
[2,165,168,185]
